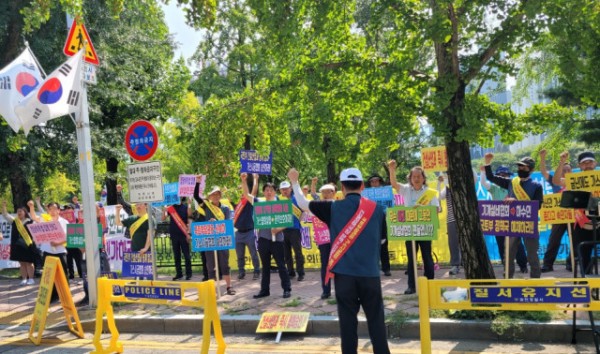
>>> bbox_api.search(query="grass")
[0,268,20,278]
[280,298,302,308]
[386,310,419,336]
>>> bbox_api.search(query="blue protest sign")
[152,182,179,207]
[121,252,153,279]
[362,186,394,208]
[239,150,273,175]
[479,200,539,238]
[191,219,235,252]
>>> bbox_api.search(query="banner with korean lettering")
[312,217,330,245]
[253,200,294,229]
[362,186,394,208]
[66,223,103,248]
[478,200,539,238]
[191,219,235,252]
[152,182,179,207]
[256,312,310,333]
[470,285,590,304]
[121,252,153,279]
[565,170,600,197]
[178,174,200,197]
[421,146,448,172]
[27,221,66,244]
[540,193,575,225]
[0,215,20,268]
[239,150,273,175]
[386,206,440,241]
[103,205,131,272]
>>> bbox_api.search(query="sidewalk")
[0,263,584,341]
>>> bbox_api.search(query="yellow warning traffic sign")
[63,19,100,65]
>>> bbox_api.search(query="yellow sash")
[204,201,225,221]
[15,218,33,246]
[292,203,303,220]
[511,178,530,201]
[416,188,437,206]
[129,213,148,237]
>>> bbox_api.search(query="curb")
[68,315,595,343]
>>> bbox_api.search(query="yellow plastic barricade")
[91,278,225,354]
[418,276,600,354]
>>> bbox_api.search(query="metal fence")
[153,222,204,268]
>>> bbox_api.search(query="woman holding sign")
[388,160,440,295]
[2,200,38,285]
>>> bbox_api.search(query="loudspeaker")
[560,191,591,209]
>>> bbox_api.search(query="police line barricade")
[91,278,226,354]
[417,276,600,354]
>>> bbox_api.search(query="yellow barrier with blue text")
[417,276,600,354]
[91,278,225,354]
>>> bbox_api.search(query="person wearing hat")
[484,153,543,279]
[388,160,440,295]
[279,180,306,281]
[309,181,337,299]
[289,167,390,354]
[480,165,529,272]
[366,173,392,277]
[539,149,573,273]
[192,178,236,295]
[554,151,598,275]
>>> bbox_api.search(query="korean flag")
[15,49,84,135]
[0,48,44,133]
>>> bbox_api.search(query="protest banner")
[386,205,440,241]
[60,209,76,223]
[67,223,103,248]
[179,174,201,197]
[362,186,394,208]
[565,170,600,197]
[191,220,235,252]
[312,217,330,245]
[121,252,153,279]
[239,150,273,175]
[152,182,179,207]
[103,205,130,271]
[539,193,575,225]
[27,221,66,244]
[253,200,294,229]
[256,312,310,333]
[478,200,539,238]
[421,146,448,172]
[0,215,19,268]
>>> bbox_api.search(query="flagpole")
[75,49,100,307]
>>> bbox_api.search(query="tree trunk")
[105,157,119,205]
[445,81,495,279]
[322,135,337,183]
[446,140,495,279]
[8,152,32,211]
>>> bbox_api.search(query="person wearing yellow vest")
[484,153,543,278]
[2,200,38,285]
[115,203,151,254]
[192,178,236,295]
[388,160,441,295]
[30,201,69,303]
[290,167,390,354]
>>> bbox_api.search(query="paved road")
[0,325,596,353]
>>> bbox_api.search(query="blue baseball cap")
[495,166,512,176]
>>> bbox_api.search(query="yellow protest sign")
[256,312,310,333]
[565,170,600,197]
[539,193,575,225]
[29,256,84,345]
[421,146,448,172]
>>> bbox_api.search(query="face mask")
[517,170,530,178]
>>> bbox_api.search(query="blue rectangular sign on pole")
[239,150,273,175]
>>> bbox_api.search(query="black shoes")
[238,273,246,280]
[186,275,192,280]
[297,275,305,281]
[404,288,416,295]
[520,266,529,273]
[283,290,291,298]
[288,272,296,278]
[76,297,89,307]
[541,266,554,273]
[252,272,260,280]
[320,293,331,300]
[253,291,270,299]
[566,264,573,272]
[383,271,392,276]
[173,275,183,281]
